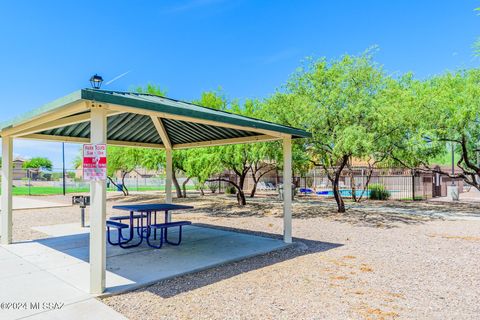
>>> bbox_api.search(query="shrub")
[207,182,218,193]
[368,183,390,200]
[225,185,237,195]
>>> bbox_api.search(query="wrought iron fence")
[293,166,465,200]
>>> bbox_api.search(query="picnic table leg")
[129,211,134,239]
[154,211,157,240]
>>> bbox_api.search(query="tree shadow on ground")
[131,225,342,299]
[185,198,439,229]
[107,193,466,229]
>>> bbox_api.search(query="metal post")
[412,170,416,201]
[81,207,86,228]
[62,142,66,195]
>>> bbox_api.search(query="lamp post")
[89,74,103,89]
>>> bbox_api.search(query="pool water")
[315,189,371,197]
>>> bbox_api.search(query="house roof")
[0,89,310,149]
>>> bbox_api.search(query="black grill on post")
[72,196,90,227]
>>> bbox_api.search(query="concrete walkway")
[429,188,480,204]
[0,246,126,320]
[0,224,287,319]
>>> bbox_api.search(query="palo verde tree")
[23,157,53,171]
[390,69,480,189]
[194,92,271,205]
[107,146,144,196]
[22,157,53,180]
[266,51,390,212]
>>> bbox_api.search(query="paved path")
[0,246,127,320]
[429,188,480,204]
[0,197,71,211]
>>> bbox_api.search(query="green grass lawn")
[8,185,195,196]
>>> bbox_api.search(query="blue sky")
[0,0,478,169]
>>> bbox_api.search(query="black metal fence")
[293,166,465,200]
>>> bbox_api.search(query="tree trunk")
[121,172,129,196]
[237,190,246,205]
[172,170,183,198]
[182,177,190,198]
[332,177,345,213]
[108,176,128,196]
[250,168,258,198]
[332,155,349,213]
[250,182,257,198]
[236,172,248,205]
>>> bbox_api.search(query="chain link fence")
[4,167,193,196]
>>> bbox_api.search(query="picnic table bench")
[107,204,194,249]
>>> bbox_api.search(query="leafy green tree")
[107,146,144,195]
[266,51,392,212]
[23,157,53,170]
[391,70,480,189]
[135,83,167,96]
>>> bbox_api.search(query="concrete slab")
[0,224,287,319]
[31,223,90,237]
[0,197,71,210]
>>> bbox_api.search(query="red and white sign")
[83,144,107,181]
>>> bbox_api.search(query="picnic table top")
[112,203,194,212]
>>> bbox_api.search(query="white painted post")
[165,148,173,222]
[283,137,292,243]
[1,136,13,245]
[165,148,173,204]
[89,107,107,294]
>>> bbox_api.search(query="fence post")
[412,169,416,201]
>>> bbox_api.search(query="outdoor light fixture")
[89,74,103,89]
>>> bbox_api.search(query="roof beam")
[107,103,291,139]
[20,134,165,149]
[1,101,88,137]
[150,116,171,149]
[12,110,123,137]
[173,135,280,149]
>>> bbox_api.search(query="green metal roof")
[1,89,310,147]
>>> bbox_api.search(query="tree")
[265,51,391,212]
[183,148,222,196]
[390,70,480,189]
[107,146,144,196]
[23,157,53,170]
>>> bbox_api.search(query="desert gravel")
[12,193,480,319]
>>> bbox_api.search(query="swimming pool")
[315,189,371,197]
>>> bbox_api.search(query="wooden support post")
[89,107,107,294]
[1,136,13,244]
[283,137,292,243]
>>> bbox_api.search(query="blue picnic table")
[108,203,194,249]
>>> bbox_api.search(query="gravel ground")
[12,193,480,319]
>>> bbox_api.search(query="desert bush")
[368,183,390,200]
